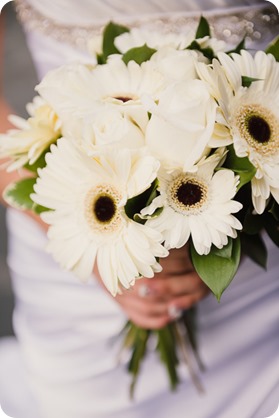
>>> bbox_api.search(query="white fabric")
[1,1,279,417]
[23,0,267,25]
[2,209,279,418]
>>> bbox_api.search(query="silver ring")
[138,284,150,298]
[168,306,183,320]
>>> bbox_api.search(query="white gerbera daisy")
[31,139,167,296]
[197,50,279,214]
[36,56,166,145]
[143,150,242,255]
[114,27,195,53]
[230,88,279,213]
[0,96,61,171]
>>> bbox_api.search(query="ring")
[138,284,150,298]
[168,306,182,320]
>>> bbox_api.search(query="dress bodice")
[14,0,279,80]
[16,0,268,25]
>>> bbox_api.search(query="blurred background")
[0,1,37,337]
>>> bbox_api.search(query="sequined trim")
[14,0,279,50]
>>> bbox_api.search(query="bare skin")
[0,11,210,330]
[113,246,210,329]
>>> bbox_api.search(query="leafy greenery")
[100,22,130,63]
[187,40,214,61]
[122,321,180,399]
[241,76,262,88]
[224,145,256,191]
[263,200,279,246]
[126,326,150,398]
[125,179,159,221]
[24,147,50,173]
[121,314,204,398]
[185,16,214,60]
[241,232,267,269]
[122,44,157,65]
[241,200,278,263]
[266,35,279,61]
[190,236,241,301]
[242,209,264,235]
[3,177,49,214]
[156,325,180,390]
[227,38,246,55]
[268,199,279,222]
[195,16,211,38]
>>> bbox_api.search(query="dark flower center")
[114,96,132,103]
[247,115,271,143]
[94,195,116,223]
[177,182,203,207]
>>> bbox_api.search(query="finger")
[159,245,193,275]
[148,271,206,298]
[115,293,171,330]
[132,278,157,298]
[116,290,168,317]
[168,288,210,311]
[124,311,171,330]
[160,253,194,275]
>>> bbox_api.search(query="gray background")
[0,1,37,336]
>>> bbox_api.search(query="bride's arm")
[0,12,46,229]
[0,13,17,201]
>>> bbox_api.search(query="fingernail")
[168,305,182,319]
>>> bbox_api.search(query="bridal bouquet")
[1,17,279,395]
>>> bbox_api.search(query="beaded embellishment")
[14,0,279,50]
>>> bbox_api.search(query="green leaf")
[241,232,267,269]
[24,147,50,173]
[181,309,204,371]
[243,210,264,235]
[224,146,256,191]
[96,53,105,65]
[227,37,246,55]
[263,211,279,246]
[241,76,262,88]
[209,241,233,258]
[3,177,49,214]
[195,16,211,39]
[134,207,163,223]
[190,236,241,301]
[4,178,37,211]
[182,308,198,351]
[125,179,159,221]
[186,40,214,61]
[102,22,129,61]
[268,200,279,222]
[122,44,157,65]
[33,203,50,215]
[156,325,180,390]
[266,35,279,61]
[127,326,150,398]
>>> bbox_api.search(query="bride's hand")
[114,246,210,329]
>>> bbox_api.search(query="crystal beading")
[14,0,279,50]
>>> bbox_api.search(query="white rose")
[145,80,217,171]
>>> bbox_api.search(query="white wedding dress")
[0,1,279,417]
